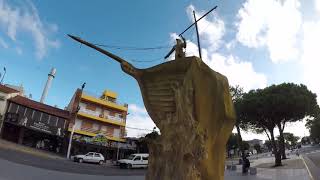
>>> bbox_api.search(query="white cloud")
[0,0,59,59]
[236,0,302,63]
[126,104,157,137]
[316,0,320,13]
[0,37,8,48]
[301,20,320,102]
[186,5,225,52]
[16,47,22,55]
[185,40,267,91]
[184,6,267,91]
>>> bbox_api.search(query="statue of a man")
[164,37,187,60]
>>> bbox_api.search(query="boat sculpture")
[68,34,236,180]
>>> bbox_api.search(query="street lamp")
[0,67,6,84]
[67,106,80,159]
[67,82,86,159]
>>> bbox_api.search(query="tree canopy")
[277,132,300,148]
[237,83,318,166]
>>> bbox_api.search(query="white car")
[118,153,149,169]
[74,152,105,165]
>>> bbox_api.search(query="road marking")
[301,156,315,180]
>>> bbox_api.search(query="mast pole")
[193,11,202,59]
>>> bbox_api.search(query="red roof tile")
[8,96,70,119]
[0,84,19,94]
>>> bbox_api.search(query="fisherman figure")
[164,36,187,60]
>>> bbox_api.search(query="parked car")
[74,152,105,165]
[117,153,149,169]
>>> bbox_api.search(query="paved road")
[0,158,144,180]
[0,148,146,176]
[307,151,320,167]
[0,145,315,180]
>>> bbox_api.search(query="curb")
[0,140,65,160]
[301,155,320,180]
[1,146,65,160]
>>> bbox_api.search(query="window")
[127,155,135,160]
[85,103,96,111]
[109,111,115,116]
[33,111,41,122]
[57,118,65,128]
[94,154,101,157]
[8,103,18,113]
[134,156,141,161]
[49,116,58,126]
[25,108,33,120]
[41,113,49,123]
[92,123,99,130]
[17,105,26,116]
[81,121,92,129]
[142,156,148,161]
[86,152,94,157]
[100,126,107,132]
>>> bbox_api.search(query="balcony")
[77,110,126,127]
[79,108,100,117]
[69,127,126,142]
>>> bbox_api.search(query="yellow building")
[67,89,128,143]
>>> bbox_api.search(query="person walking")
[242,155,250,174]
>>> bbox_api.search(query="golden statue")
[68,34,236,180]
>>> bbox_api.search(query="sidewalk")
[225,168,310,180]
[225,155,311,180]
[0,139,65,160]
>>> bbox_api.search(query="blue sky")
[1,0,320,139]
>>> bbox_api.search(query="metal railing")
[79,109,125,123]
[80,127,123,138]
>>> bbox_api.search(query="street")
[307,151,320,167]
[0,157,144,180]
[0,144,319,180]
[0,147,146,177]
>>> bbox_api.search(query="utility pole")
[193,10,202,59]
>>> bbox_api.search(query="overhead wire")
[93,43,171,51]
[90,42,170,63]
[126,126,155,132]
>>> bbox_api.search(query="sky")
[0,0,319,140]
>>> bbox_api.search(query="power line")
[93,43,171,51]
[128,57,164,63]
[179,6,218,37]
[126,126,155,132]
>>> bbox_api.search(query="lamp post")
[0,67,6,84]
[67,82,86,159]
[67,106,79,159]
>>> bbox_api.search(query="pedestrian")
[242,156,250,174]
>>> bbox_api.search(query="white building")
[0,84,24,132]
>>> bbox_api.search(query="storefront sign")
[5,112,65,137]
[29,121,52,134]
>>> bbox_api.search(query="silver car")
[74,152,105,165]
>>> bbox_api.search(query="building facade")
[67,89,129,159]
[1,96,70,154]
[0,84,24,132]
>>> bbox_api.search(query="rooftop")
[0,84,20,94]
[8,96,70,119]
[81,90,128,110]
